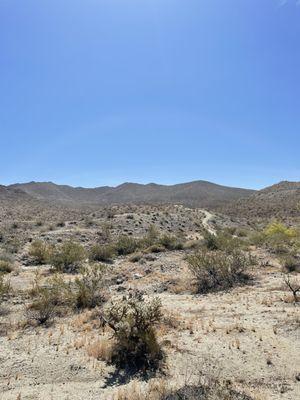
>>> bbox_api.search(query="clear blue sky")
[1,0,299,189]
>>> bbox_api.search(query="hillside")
[8,180,255,208]
[220,181,300,219]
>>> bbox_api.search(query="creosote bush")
[73,264,107,309]
[50,241,86,273]
[188,250,251,293]
[159,234,183,251]
[27,273,73,325]
[27,263,108,325]
[101,291,164,373]
[203,231,243,253]
[28,240,53,265]
[0,253,14,273]
[115,235,139,256]
[89,244,116,263]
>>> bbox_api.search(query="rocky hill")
[220,181,300,219]
[8,180,255,208]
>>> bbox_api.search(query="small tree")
[101,292,164,373]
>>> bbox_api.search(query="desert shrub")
[202,232,219,250]
[101,292,164,373]
[187,250,251,293]
[89,244,116,263]
[203,231,243,253]
[26,288,57,325]
[50,241,86,273]
[115,235,139,256]
[0,260,13,274]
[146,244,166,254]
[73,264,107,309]
[141,225,160,248]
[281,254,300,273]
[5,237,21,254]
[0,275,11,303]
[129,252,143,263]
[283,273,300,302]
[159,234,183,251]
[255,221,300,254]
[164,383,253,400]
[28,240,53,265]
[0,252,14,273]
[27,273,74,324]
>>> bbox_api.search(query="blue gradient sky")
[1,0,299,189]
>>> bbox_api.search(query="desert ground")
[0,203,299,400]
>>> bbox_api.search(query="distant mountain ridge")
[220,181,300,219]
[7,180,255,208]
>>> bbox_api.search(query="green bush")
[187,250,251,293]
[50,241,86,273]
[0,252,14,273]
[26,289,57,325]
[0,260,13,274]
[89,244,116,262]
[115,235,139,256]
[159,234,183,251]
[203,231,243,253]
[73,264,107,309]
[101,292,164,372]
[252,221,300,254]
[28,240,53,265]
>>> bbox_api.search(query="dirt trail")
[201,209,217,235]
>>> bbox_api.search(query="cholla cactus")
[101,291,164,372]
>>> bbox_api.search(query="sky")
[1,0,300,190]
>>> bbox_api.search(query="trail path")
[201,209,217,235]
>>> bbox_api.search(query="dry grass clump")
[101,291,164,373]
[113,379,170,400]
[158,234,184,251]
[0,252,14,273]
[188,250,251,293]
[86,337,114,362]
[129,252,144,263]
[0,260,13,274]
